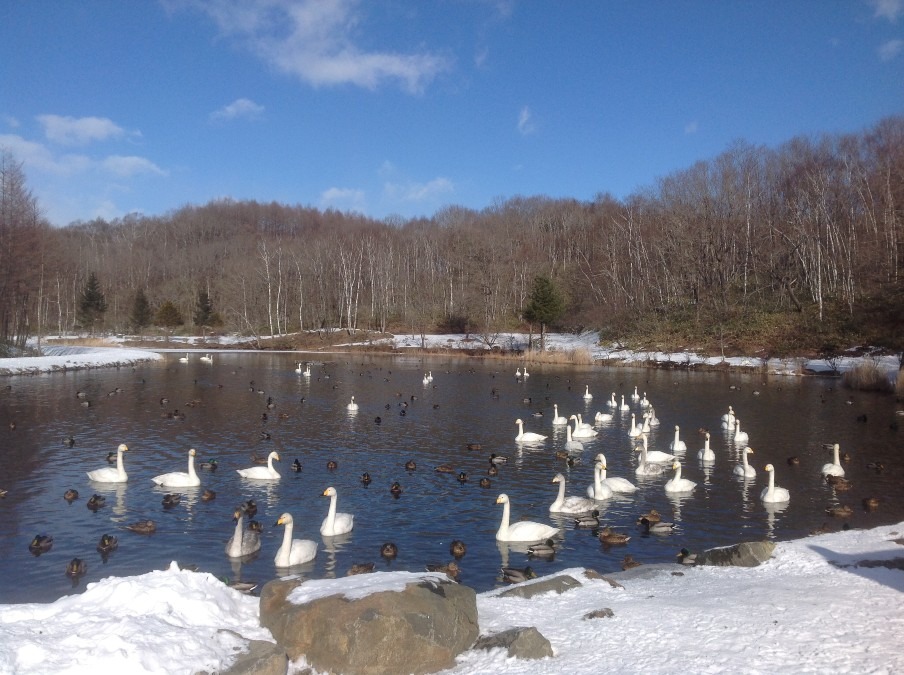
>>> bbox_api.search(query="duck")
[434,464,455,474]
[734,446,756,478]
[670,426,688,454]
[28,534,53,554]
[621,555,642,570]
[236,451,281,480]
[479,477,492,488]
[66,558,87,577]
[162,493,182,508]
[361,472,372,486]
[495,493,559,542]
[457,471,468,483]
[637,509,662,525]
[586,461,614,500]
[825,474,852,491]
[697,432,715,462]
[733,419,750,445]
[381,542,399,559]
[426,561,461,581]
[347,563,376,576]
[62,435,76,448]
[273,513,318,567]
[87,443,129,483]
[527,539,556,557]
[568,415,597,439]
[321,486,354,536]
[564,423,584,452]
[152,448,200,487]
[389,481,402,497]
[664,461,697,493]
[598,528,630,545]
[635,435,674,464]
[347,396,359,411]
[240,499,258,519]
[201,488,216,501]
[787,456,801,466]
[125,519,156,534]
[862,496,880,511]
[489,453,508,465]
[226,506,262,558]
[595,454,637,493]
[501,566,537,583]
[63,489,79,502]
[677,548,698,565]
[550,473,598,514]
[515,418,547,442]
[551,404,568,426]
[574,510,601,528]
[405,459,417,471]
[248,520,263,533]
[96,533,118,555]
[86,494,106,511]
[760,464,791,503]
[291,459,302,473]
[199,458,218,471]
[639,517,675,534]
[104,451,118,464]
[487,465,498,477]
[466,443,483,451]
[826,504,854,517]
[821,443,846,477]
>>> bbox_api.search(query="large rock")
[473,627,553,660]
[695,541,776,567]
[496,574,582,599]
[216,638,288,675]
[259,571,478,675]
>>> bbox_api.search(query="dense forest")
[1,116,903,360]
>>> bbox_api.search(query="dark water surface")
[1,352,901,603]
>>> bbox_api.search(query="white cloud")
[37,114,126,146]
[684,120,699,135]
[101,155,167,177]
[185,0,451,93]
[0,134,91,175]
[320,186,366,211]
[4,115,20,129]
[871,0,903,21]
[209,98,265,122]
[383,176,453,202]
[878,38,904,60]
[517,106,536,135]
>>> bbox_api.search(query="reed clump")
[527,347,594,366]
[842,359,894,392]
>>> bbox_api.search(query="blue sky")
[1,1,902,227]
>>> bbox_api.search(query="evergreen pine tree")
[155,300,184,337]
[77,273,107,335]
[523,275,565,352]
[194,289,213,327]
[129,289,152,335]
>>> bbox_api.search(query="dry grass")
[526,347,595,366]
[897,368,904,397]
[842,359,894,392]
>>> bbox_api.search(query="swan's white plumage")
[569,415,597,439]
[87,443,129,483]
[627,413,642,438]
[583,385,593,400]
[733,419,750,445]
[515,418,547,442]
[664,461,697,493]
[821,443,845,477]
[697,432,715,462]
[721,405,736,428]
[670,425,688,453]
[595,453,637,493]
[225,507,261,558]
[178,354,189,363]
[587,461,615,499]
[549,474,597,514]
[152,448,200,487]
[594,410,613,423]
[347,396,359,411]
[320,486,354,536]
[635,439,664,476]
[200,353,212,363]
[495,493,559,542]
[552,404,568,426]
[564,424,584,452]
[635,435,674,463]
[733,446,756,478]
[274,512,318,566]
[607,392,618,408]
[619,395,630,411]
[236,451,281,480]
[761,463,790,503]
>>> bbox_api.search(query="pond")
[0,352,901,603]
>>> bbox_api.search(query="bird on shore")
[501,566,536,583]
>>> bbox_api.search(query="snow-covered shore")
[0,522,901,674]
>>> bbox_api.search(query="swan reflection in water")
[320,531,352,578]
[763,501,789,538]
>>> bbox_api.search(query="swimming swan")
[760,463,790,503]
[583,385,593,401]
[594,410,614,423]
[586,460,614,500]
[635,438,664,476]
[87,443,129,483]
[821,443,845,477]
[619,395,630,411]
[564,424,584,452]
[595,453,637,493]
[551,404,568,426]
[152,448,200,488]
[664,460,697,493]
[515,418,547,442]
[733,446,756,478]
[347,396,359,411]
[236,451,281,480]
[549,473,597,514]
[696,432,715,462]
[569,415,597,439]
[733,419,749,445]
[225,506,261,558]
[720,405,736,429]
[627,413,642,438]
[495,493,559,542]
[320,486,354,536]
[669,425,688,453]
[274,513,318,567]
[200,354,213,363]
[635,435,674,463]
[607,392,618,408]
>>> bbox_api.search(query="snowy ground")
[0,522,901,674]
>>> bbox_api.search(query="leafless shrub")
[842,359,893,393]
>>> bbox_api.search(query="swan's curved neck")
[833,445,841,464]
[673,464,682,480]
[566,425,573,441]
[279,520,293,560]
[497,500,510,537]
[267,454,275,470]
[116,450,125,473]
[326,494,337,526]
[230,514,245,551]
[766,470,775,494]
[187,453,197,479]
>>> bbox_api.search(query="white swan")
[575,413,593,430]
[627,413,642,438]
[564,424,584,452]
[427,370,433,382]
[720,405,736,429]
[640,392,651,408]
[423,373,430,385]
[320,486,354,536]
[515,367,522,378]
[178,354,189,363]
[664,461,697,493]
[549,473,597,514]
[495,493,559,542]
[347,396,359,411]
[551,404,568,426]
[647,407,660,426]
[635,440,664,476]
[515,418,547,442]
[295,362,311,376]
[225,506,261,558]
[274,513,318,567]
[760,463,790,503]
[619,395,630,411]
[200,353,213,363]
[733,446,756,478]
[569,415,597,439]
[631,386,640,400]
[821,443,845,477]
[638,412,652,434]
[733,418,749,444]
[595,453,637,493]
[696,432,715,462]
[87,443,128,483]
[587,460,615,499]
[594,410,613,423]
[669,425,688,453]
[152,448,200,487]
[236,451,281,480]
[522,366,529,378]
[635,435,674,463]
[294,362,303,374]
[583,385,593,401]
[607,392,618,408]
